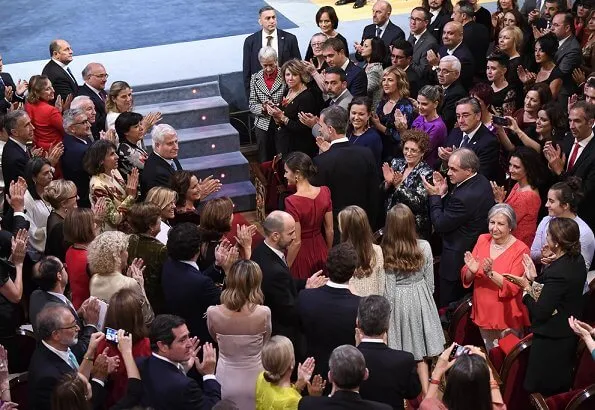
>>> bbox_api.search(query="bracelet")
[84,355,94,362]
[429,378,441,385]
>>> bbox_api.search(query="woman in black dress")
[268,59,322,157]
[304,6,349,63]
[115,112,148,178]
[487,51,517,116]
[518,33,563,100]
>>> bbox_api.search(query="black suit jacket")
[445,125,501,182]
[437,44,475,90]
[299,390,392,410]
[161,258,221,343]
[41,59,78,102]
[243,29,301,96]
[76,83,107,138]
[405,66,421,99]
[429,9,451,44]
[251,242,305,345]
[429,173,495,281]
[29,344,102,410]
[0,72,26,113]
[140,152,182,198]
[62,133,91,208]
[409,30,438,79]
[28,290,94,361]
[312,142,380,233]
[345,61,368,98]
[358,342,421,410]
[2,138,29,186]
[358,21,405,66]
[524,253,587,338]
[439,81,467,132]
[138,355,221,410]
[555,36,582,105]
[297,286,360,379]
[463,22,490,79]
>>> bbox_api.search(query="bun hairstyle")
[261,336,295,384]
[284,151,317,181]
[548,217,582,257]
[550,176,584,213]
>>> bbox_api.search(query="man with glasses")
[408,7,437,80]
[355,1,404,66]
[62,108,94,207]
[389,39,421,98]
[29,256,101,361]
[451,1,489,81]
[435,56,467,131]
[77,63,108,138]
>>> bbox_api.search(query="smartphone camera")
[449,343,470,360]
[105,327,118,344]
[492,116,510,126]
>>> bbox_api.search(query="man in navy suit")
[322,38,368,98]
[356,296,421,409]
[436,56,467,132]
[0,53,27,114]
[140,124,182,198]
[162,223,235,344]
[355,1,405,66]
[452,1,490,81]
[440,97,501,182]
[423,148,495,307]
[297,242,361,383]
[243,6,301,98]
[62,108,93,207]
[2,110,33,186]
[76,63,108,138]
[138,314,221,410]
[42,39,78,102]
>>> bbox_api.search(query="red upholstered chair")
[488,332,523,373]
[447,294,485,349]
[530,384,595,410]
[572,338,595,390]
[500,334,533,410]
[9,372,28,410]
[566,384,595,409]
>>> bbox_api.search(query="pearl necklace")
[491,236,512,251]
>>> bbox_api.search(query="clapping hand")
[572,68,586,86]
[3,86,13,102]
[568,316,594,341]
[437,145,454,161]
[306,270,328,289]
[381,162,395,185]
[194,342,217,376]
[542,141,566,175]
[522,254,538,280]
[142,112,162,130]
[353,41,363,54]
[298,111,318,128]
[426,49,440,67]
[47,142,64,166]
[100,129,117,144]
[126,168,139,197]
[464,251,480,274]
[540,244,556,266]
[126,258,146,288]
[517,65,537,85]
[482,257,493,276]
[297,357,315,385]
[9,229,28,266]
[92,197,108,222]
[7,177,27,212]
[215,238,239,272]
[93,347,120,379]
[15,79,28,96]
[234,224,257,251]
[315,136,330,153]
[198,175,222,199]
[532,25,550,40]
[568,94,579,116]
[490,181,507,203]
[422,171,447,196]
[302,60,318,75]
[307,374,327,396]
[394,109,408,131]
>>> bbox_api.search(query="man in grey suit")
[408,7,437,80]
[551,12,582,105]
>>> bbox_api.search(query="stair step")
[202,181,256,212]
[144,123,240,158]
[180,151,250,184]
[135,96,228,129]
[133,81,221,105]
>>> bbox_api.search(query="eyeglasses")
[58,322,79,331]
[311,42,325,47]
[409,17,427,22]
[72,119,91,126]
[403,147,421,154]
[92,73,109,79]
[436,68,455,74]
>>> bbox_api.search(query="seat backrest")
[10,329,37,373]
[9,372,28,410]
[566,384,595,410]
[501,334,533,410]
[447,294,484,348]
[572,339,595,390]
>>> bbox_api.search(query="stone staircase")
[133,80,256,212]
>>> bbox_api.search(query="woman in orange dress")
[25,75,65,177]
[462,203,530,351]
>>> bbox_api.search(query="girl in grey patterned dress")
[381,204,445,396]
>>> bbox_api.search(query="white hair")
[62,108,85,129]
[258,46,278,62]
[440,55,461,74]
[70,95,93,110]
[151,124,177,145]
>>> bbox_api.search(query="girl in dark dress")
[487,52,517,117]
[518,33,563,100]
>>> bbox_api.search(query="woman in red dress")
[25,75,65,177]
[283,152,333,279]
[462,203,530,351]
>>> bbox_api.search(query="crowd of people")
[0,0,594,409]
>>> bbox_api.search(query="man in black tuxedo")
[423,148,495,307]
[440,97,501,182]
[140,124,182,198]
[298,345,392,409]
[453,1,490,81]
[322,38,368,97]
[76,63,108,138]
[29,304,104,410]
[297,242,361,382]
[356,296,421,409]
[544,101,595,229]
[28,256,100,361]
[2,110,33,187]
[138,314,221,410]
[551,12,582,106]
[243,6,301,98]
[251,211,326,350]
[408,7,438,80]
[425,0,452,43]
[390,40,421,98]
[0,53,26,113]
[42,39,78,102]
[436,56,467,131]
[62,108,93,207]
[312,106,380,236]
[427,21,475,90]
[355,1,405,66]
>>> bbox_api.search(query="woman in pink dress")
[491,147,545,247]
[283,152,333,279]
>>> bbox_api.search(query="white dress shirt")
[152,352,216,381]
[567,133,594,170]
[261,29,279,55]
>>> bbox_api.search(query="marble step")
[179,151,250,185]
[135,96,228,129]
[144,123,239,158]
[201,181,256,213]
[133,81,221,106]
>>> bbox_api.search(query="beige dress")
[206,304,272,410]
[349,244,385,296]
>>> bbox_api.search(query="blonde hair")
[87,231,129,276]
[499,26,524,53]
[42,179,76,209]
[220,260,264,311]
[381,204,424,273]
[338,206,376,278]
[145,187,177,210]
[105,81,131,113]
[262,336,295,384]
[383,66,410,99]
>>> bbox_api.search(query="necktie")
[461,133,470,147]
[266,35,273,47]
[409,35,417,46]
[67,349,79,370]
[99,89,107,102]
[0,75,4,86]
[66,67,77,84]
[567,142,580,171]
[376,27,382,38]
[170,160,177,171]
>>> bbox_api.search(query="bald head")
[82,62,107,91]
[443,22,464,48]
[373,1,392,26]
[49,39,73,64]
[262,211,296,251]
